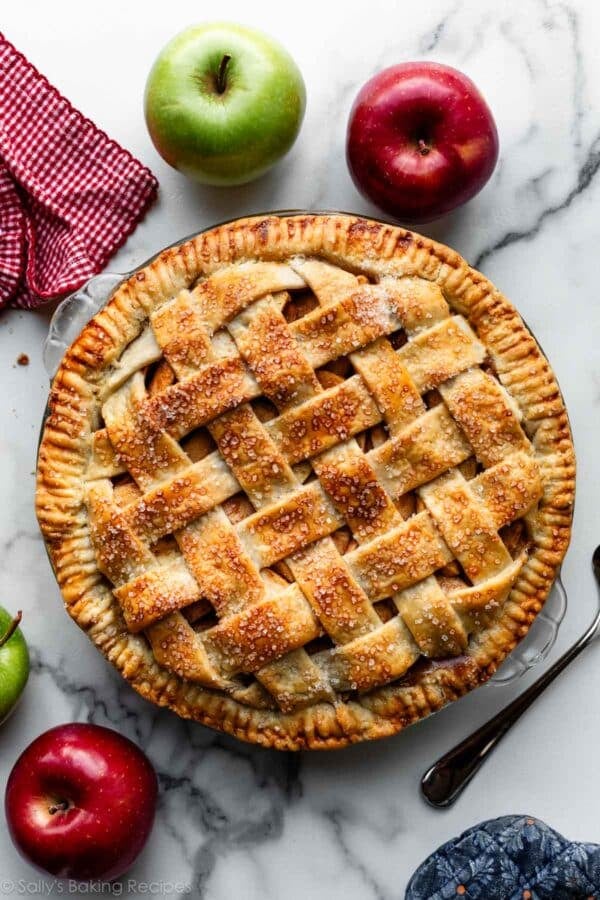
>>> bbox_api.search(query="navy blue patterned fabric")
[406,814,600,899]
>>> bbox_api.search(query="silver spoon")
[421,547,600,807]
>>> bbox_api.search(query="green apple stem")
[0,610,22,649]
[216,54,231,94]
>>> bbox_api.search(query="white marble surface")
[1,1,599,897]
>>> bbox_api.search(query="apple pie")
[36,214,575,749]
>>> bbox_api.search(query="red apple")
[346,62,499,222]
[5,723,158,881]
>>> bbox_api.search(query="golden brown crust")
[36,214,575,750]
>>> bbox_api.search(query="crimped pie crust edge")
[36,213,575,750]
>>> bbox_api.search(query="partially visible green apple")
[0,609,29,724]
[144,22,306,186]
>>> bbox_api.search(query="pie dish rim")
[35,211,576,750]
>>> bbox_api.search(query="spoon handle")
[421,624,598,807]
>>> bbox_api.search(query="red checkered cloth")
[0,33,158,310]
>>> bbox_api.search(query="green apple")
[0,608,29,724]
[144,22,306,185]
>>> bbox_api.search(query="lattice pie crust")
[36,215,574,749]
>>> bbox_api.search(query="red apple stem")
[48,799,70,815]
[417,138,431,156]
[216,54,231,94]
[0,610,22,649]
